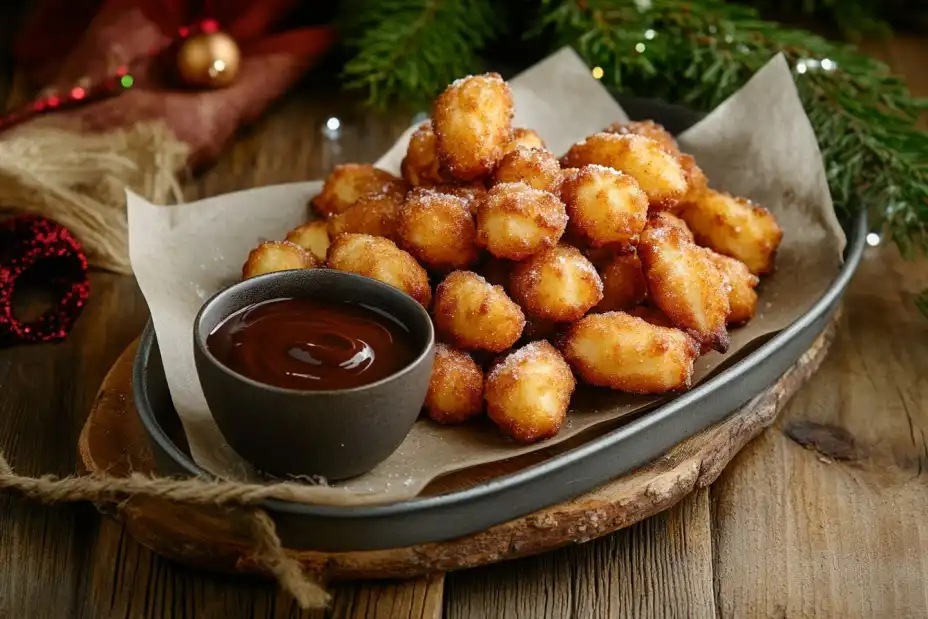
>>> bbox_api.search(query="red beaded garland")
[0,215,90,346]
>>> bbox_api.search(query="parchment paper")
[128,48,845,504]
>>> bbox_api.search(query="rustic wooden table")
[1,24,927,618]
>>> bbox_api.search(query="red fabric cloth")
[13,0,337,164]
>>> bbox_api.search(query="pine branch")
[536,0,928,265]
[338,0,502,109]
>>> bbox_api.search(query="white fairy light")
[866,232,881,247]
[326,117,341,131]
[796,63,807,74]
[821,58,837,71]
[644,29,656,40]
[635,43,646,53]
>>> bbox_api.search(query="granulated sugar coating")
[398,188,479,271]
[510,245,604,323]
[423,343,485,425]
[326,233,432,307]
[433,270,526,353]
[485,340,576,444]
[562,164,649,247]
[475,182,568,260]
[493,146,562,194]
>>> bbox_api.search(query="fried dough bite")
[433,73,514,181]
[604,119,680,156]
[492,146,562,194]
[433,270,525,353]
[313,164,408,219]
[594,251,648,312]
[561,311,699,394]
[285,220,330,262]
[629,304,676,328]
[327,191,403,241]
[560,133,688,211]
[475,182,568,260]
[398,188,479,271]
[431,182,487,215]
[510,245,603,322]
[678,154,708,207]
[401,121,450,187]
[706,250,760,325]
[638,216,731,353]
[485,340,575,443]
[242,241,317,280]
[648,211,694,242]
[505,128,546,154]
[326,234,431,307]
[677,189,783,276]
[561,164,648,247]
[424,344,485,425]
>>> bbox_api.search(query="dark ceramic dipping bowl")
[193,269,435,481]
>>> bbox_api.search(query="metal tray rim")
[133,211,867,522]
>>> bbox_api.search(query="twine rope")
[0,450,331,609]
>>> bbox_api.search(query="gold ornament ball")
[176,32,241,88]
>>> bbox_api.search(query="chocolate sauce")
[206,298,416,391]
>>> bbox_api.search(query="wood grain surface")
[2,8,927,616]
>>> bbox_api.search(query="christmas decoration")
[337,0,928,311]
[175,24,242,89]
[0,215,90,347]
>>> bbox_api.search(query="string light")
[635,43,646,53]
[866,232,881,246]
[644,29,656,40]
[591,66,604,79]
[821,58,837,71]
[326,117,341,131]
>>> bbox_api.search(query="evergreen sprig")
[339,0,501,108]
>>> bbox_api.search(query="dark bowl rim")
[193,267,436,397]
[136,210,867,519]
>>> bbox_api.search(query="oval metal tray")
[133,98,868,552]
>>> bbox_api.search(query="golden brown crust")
[433,270,526,353]
[312,164,408,218]
[492,146,562,194]
[504,128,546,154]
[604,120,680,156]
[326,191,404,241]
[509,245,604,322]
[433,73,514,181]
[594,251,648,312]
[400,121,451,187]
[677,153,708,208]
[561,164,649,247]
[561,311,698,394]
[397,188,480,272]
[560,133,687,211]
[430,181,488,215]
[637,216,731,353]
[629,304,677,328]
[242,240,317,280]
[705,250,760,325]
[485,341,575,443]
[284,220,330,262]
[677,189,783,276]
[475,182,568,260]
[424,343,485,425]
[326,233,432,307]
[648,211,694,242]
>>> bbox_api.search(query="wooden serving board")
[78,311,837,582]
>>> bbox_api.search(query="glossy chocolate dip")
[206,297,417,391]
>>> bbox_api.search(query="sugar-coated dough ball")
[561,311,699,394]
[485,340,575,443]
[433,73,514,181]
[401,121,450,187]
[242,241,317,280]
[492,146,562,194]
[638,215,731,353]
[705,250,760,325]
[398,188,479,271]
[604,119,680,156]
[313,164,407,218]
[327,191,403,241]
[629,304,676,328]
[424,344,485,425]
[510,245,603,322]
[560,133,688,211]
[326,233,431,307]
[433,270,525,353]
[678,154,708,207]
[561,164,649,247]
[649,211,694,242]
[476,182,568,260]
[678,189,783,276]
[430,182,488,215]
[285,220,330,262]
[595,250,647,312]
[505,128,546,154]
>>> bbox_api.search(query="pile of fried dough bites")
[242,73,784,444]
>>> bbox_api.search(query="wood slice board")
[79,311,837,582]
